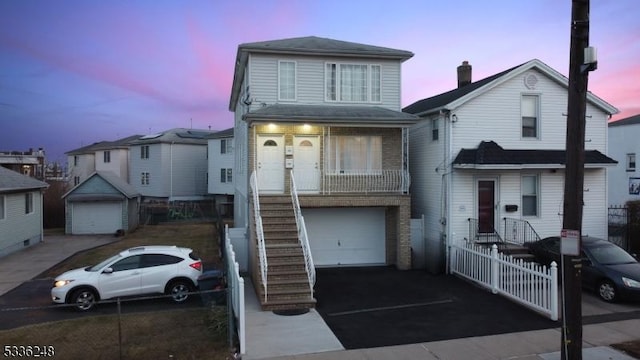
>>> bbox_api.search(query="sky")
[1,0,638,164]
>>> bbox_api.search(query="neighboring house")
[207,128,234,218]
[404,59,617,272]
[128,128,214,201]
[230,36,418,310]
[0,166,49,257]
[62,171,141,235]
[608,114,640,206]
[66,135,141,186]
[0,148,46,180]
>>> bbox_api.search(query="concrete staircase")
[254,195,316,311]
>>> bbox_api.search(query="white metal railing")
[322,169,410,194]
[225,225,245,355]
[449,239,558,320]
[502,217,542,245]
[289,171,316,296]
[249,171,268,302]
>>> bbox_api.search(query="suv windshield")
[589,244,637,265]
[87,254,122,272]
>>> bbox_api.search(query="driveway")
[314,266,640,350]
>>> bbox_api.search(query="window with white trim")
[0,195,5,220]
[141,145,150,159]
[627,153,636,172]
[220,139,233,154]
[74,176,80,186]
[432,119,439,141]
[278,61,296,101]
[522,95,539,138]
[103,151,111,163]
[325,63,381,103]
[25,192,33,214]
[522,175,539,216]
[220,168,233,183]
[326,136,382,173]
[141,172,150,186]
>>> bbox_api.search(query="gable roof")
[230,36,414,111]
[66,135,142,155]
[0,166,49,193]
[128,128,216,145]
[208,127,234,139]
[244,104,419,126]
[608,113,640,127]
[63,171,140,200]
[403,59,618,116]
[452,141,617,169]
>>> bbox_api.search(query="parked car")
[525,236,640,302]
[51,246,203,311]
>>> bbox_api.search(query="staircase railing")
[503,217,541,245]
[250,171,268,302]
[290,171,316,296]
[468,218,503,244]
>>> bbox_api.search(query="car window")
[142,254,183,268]
[88,254,122,272]
[110,255,142,272]
[588,245,637,265]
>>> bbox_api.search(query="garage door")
[72,202,122,234]
[302,207,385,266]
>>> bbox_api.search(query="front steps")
[254,195,316,311]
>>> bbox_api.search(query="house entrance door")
[257,135,284,193]
[293,136,320,193]
[478,180,496,233]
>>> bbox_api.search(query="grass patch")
[612,340,640,359]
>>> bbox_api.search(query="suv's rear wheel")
[167,280,192,303]
[71,288,97,311]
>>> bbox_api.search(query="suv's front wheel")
[167,280,192,303]
[71,288,97,311]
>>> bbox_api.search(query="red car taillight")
[189,261,202,271]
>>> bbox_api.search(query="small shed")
[63,171,140,235]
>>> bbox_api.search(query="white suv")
[51,246,203,311]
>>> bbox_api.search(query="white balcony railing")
[293,169,410,194]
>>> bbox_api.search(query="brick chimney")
[457,61,472,88]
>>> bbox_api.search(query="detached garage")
[64,171,140,235]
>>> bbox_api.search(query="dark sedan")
[525,236,640,302]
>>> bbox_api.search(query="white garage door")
[302,207,385,266]
[72,202,122,234]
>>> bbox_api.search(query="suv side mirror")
[102,267,114,274]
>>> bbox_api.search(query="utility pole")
[562,0,594,359]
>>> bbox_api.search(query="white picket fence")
[449,240,558,320]
[225,225,246,355]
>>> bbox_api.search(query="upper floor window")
[141,145,150,159]
[220,168,233,183]
[0,195,5,220]
[73,155,79,166]
[522,175,539,216]
[431,119,439,141]
[278,61,296,101]
[627,153,636,172]
[103,151,111,163]
[141,172,150,186]
[220,139,233,154]
[326,136,382,174]
[25,192,34,214]
[74,176,80,186]
[325,63,381,103]
[522,95,539,138]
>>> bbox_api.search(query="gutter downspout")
[444,110,453,274]
[170,142,174,201]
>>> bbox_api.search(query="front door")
[478,180,496,233]
[257,135,284,193]
[293,136,320,193]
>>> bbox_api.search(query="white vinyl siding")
[208,137,235,195]
[278,60,296,101]
[0,191,43,257]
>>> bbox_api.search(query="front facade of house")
[66,135,140,186]
[230,36,418,309]
[405,59,617,270]
[0,167,49,258]
[207,128,235,219]
[608,114,640,206]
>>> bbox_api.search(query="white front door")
[257,135,284,192]
[293,136,320,193]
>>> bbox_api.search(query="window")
[522,175,539,216]
[627,153,636,172]
[111,255,142,272]
[326,136,382,173]
[522,95,539,138]
[278,61,296,101]
[0,195,5,220]
[25,192,33,214]
[325,63,381,103]
[220,139,233,154]
[103,151,111,163]
[142,254,182,268]
[220,168,233,183]
[74,176,80,186]
[141,172,150,186]
[73,155,78,166]
[141,145,150,159]
[431,119,439,141]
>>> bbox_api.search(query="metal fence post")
[550,261,558,321]
[491,245,499,294]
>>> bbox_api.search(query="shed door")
[72,202,122,234]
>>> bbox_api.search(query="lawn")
[6,222,235,360]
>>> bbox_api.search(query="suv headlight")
[622,277,640,288]
[54,280,74,288]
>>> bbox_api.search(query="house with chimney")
[404,59,617,271]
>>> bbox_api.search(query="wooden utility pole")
[562,0,592,359]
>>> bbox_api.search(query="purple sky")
[1,0,638,164]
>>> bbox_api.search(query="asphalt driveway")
[314,266,559,349]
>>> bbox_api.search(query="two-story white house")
[404,59,618,272]
[230,36,419,310]
[608,114,640,206]
[207,128,234,218]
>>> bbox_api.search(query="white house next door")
[257,135,284,193]
[293,136,320,192]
